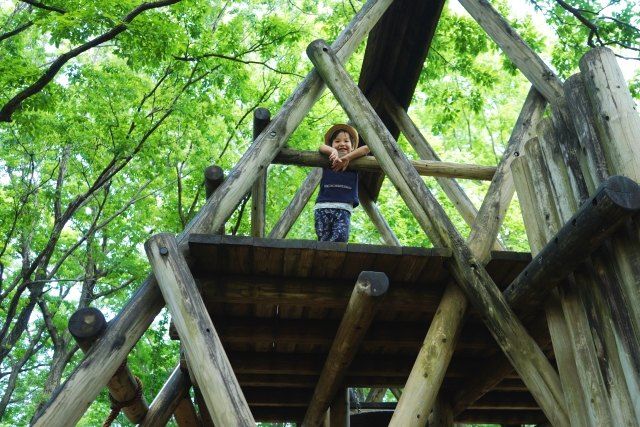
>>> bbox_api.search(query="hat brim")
[324,124,359,148]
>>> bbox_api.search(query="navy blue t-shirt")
[316,168,359,207]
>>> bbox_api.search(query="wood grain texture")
[145,233,254,426]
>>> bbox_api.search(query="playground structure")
[30,0,640,425]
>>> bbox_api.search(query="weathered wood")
[329,388,350,427]
[145,233,254,426]
[504,174,640,314]
[307,39,567,426]
[391,87,546,426]
[428,399,453,427]
[173,395,200,427]
[537,110,640,425]
[359,184,400,245]
[380,82,504,250]
[512,135,616,425]
[194,386,216,427]
[457,0,563,105]
[251,107,271,237]
[302,271,389,426]
[140,365,191,427]
[563,74,609,192]
[67,308,149,424]
[579,47,640,183]
[31,3,392,424]
[269,168,322,238]
[274,148,496,180]
[512,140,594,423]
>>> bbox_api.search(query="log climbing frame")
[32,0,640,425]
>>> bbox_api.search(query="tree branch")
[0,0,182,122]
[19,0,66,14]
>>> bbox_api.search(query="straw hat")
[324,123,359,148]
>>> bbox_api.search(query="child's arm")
[319,144,340,164]
[332,145,370,171]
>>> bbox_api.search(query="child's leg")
[329,209,351,242]
[314,208,333,241]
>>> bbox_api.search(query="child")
[315,124,370,242]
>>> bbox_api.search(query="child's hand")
[332,157,350,171]
[328,147,340,163]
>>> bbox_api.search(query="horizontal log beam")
[274,148,496,180]
[504,175,640,318]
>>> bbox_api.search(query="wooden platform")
[177,235,549,424]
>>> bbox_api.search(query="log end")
[204,165,224,183]
[601,175,640,211]
[253,107,271,123]
[68,307,107,342]
[357,271,389,297]
[306,39,330,59]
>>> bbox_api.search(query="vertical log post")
[329,387,350,427]
[302,271,389,426]
[140,365,194,427]
[145,233,254,426]
[173,395,200,427]
[307,40,568,427]
[428,398,453,427]
[31,2,394,424]
[252,107,271,237]
[67,307,148,423]
[511,137,607,425]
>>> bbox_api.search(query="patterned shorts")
[314,208,351,242]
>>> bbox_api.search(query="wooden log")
[274,148,496,180]
[251,107,271,237]
[504,174,640,315]
[67,308,149,424]
[145,233,254,426]
[537,113,640,425]
[194,386,216,427]
[512,136,615,425]
[302,271,389,426]
[140,365,191,427]
[392,87,545,425]
[359,184,400,245]
[457,0,563,105]
[380,82,505,250]
[579,47,640,183]
[307,39,568,427]
[204,165,225,199]
[563,74,609,192]
[428,398,453,427]
[269,168,322,238]
[579,48,640,374]
[31,3,392,425]
[173,395,200,427]
[329,388,350,427]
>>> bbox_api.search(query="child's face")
[331,131,353,156]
